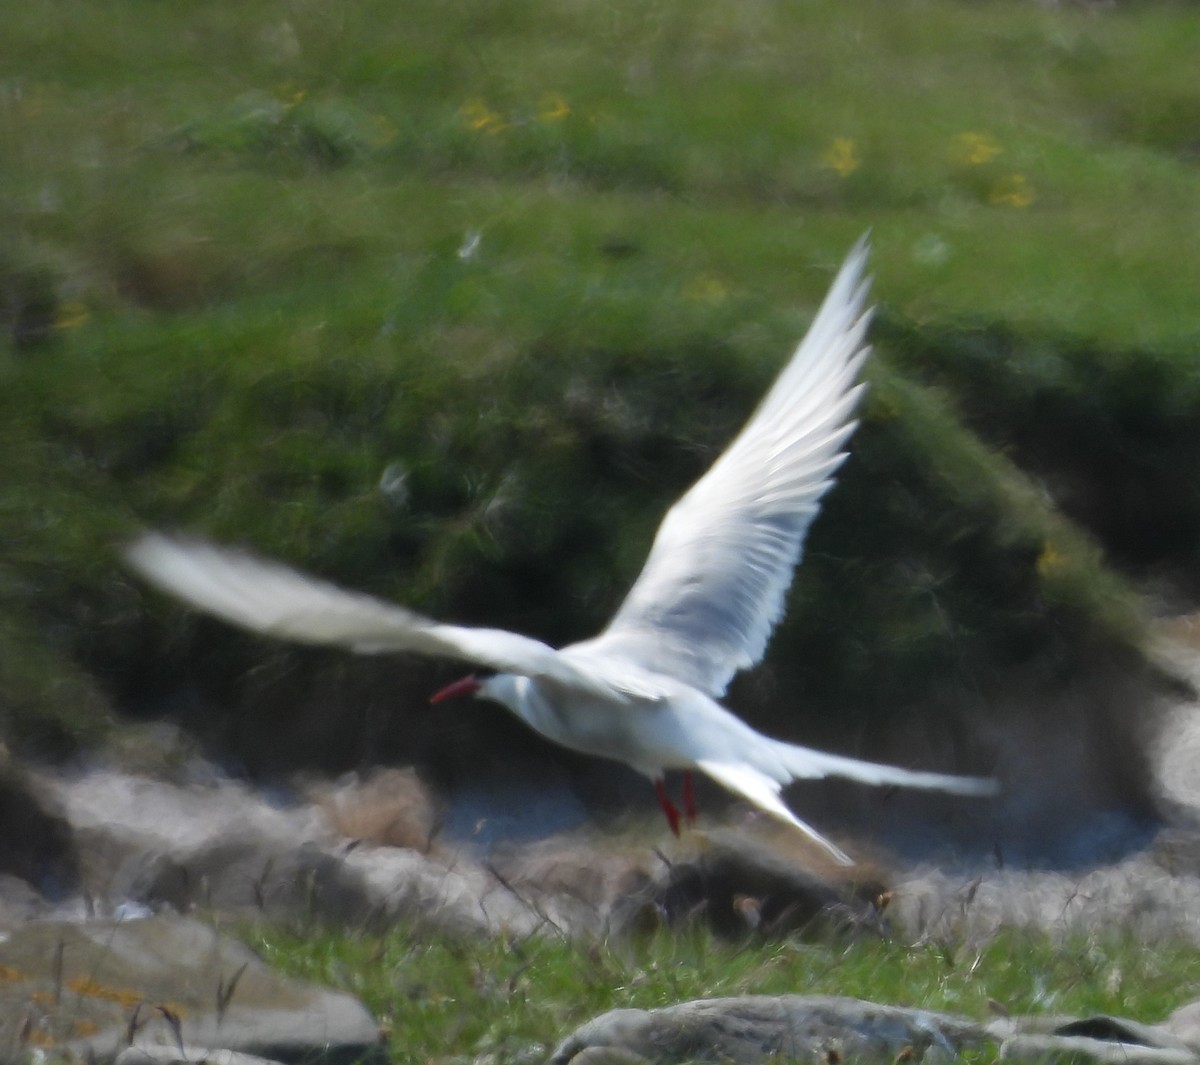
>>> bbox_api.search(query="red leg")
[682,770,697,825]
[654,779,682,836]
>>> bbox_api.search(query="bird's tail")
[772,738,999,797]
[696,758,856,864]
[695,741,996,866]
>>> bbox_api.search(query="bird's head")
[430,671,530,722]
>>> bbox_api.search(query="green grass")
[4,2,1200,1055]
[247,919,1200,1063]
[1,0,1198,775]
[4,0,1199,343]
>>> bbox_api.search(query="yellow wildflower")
[989,173,1035,208]
[951,132,1001,166]
[53,300,89,332]
[684,275,728,303]
[460,98,507,134]
[538,93,570,122]
[821,137,859,177]
[275,84,307,109]
[1036,541,1065,576]
[369,114,398,148]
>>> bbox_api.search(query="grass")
[246,918,1200,1063]
[4,2,1200,1055]
[1,0,1198,781]
[5,0,1199,342]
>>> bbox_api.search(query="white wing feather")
[123,534,664,702]
[577,237,873,696]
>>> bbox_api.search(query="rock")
[986,1014,1199,1064]
[47,768,328,906]
[0,765,78,912]
[0,915,382,1064]
[561,1049,652,1065]
[889,854,1200,945]
[0,871,52,924]
[35,762,594,935]
[1043,1015,1193,1051]
[996,1034,1196,1064]
[988,1017,1200,1065]
[38,761,884,941]
[43,765,614,935]
[340,842,551,937]
[485,832,660,938]
[310,767,438,851]
[548,995,982,1065]
[1162,999,1200,1049]
[549,997,1200,1065]
[117,1049,286,1065]
[124,838,377,925]
[608,828,889,939]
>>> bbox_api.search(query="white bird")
[124,238,997,865]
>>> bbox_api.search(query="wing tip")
[123,529,185,583]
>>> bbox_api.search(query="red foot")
[654,779,682,836]
[682,770,697,825]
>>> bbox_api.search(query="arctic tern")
[125,238,997,864]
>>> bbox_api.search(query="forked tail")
[695,740,996,866]
[696,758,856,865]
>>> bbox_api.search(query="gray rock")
[996,1033,1196,1065]
[608,827,888,939]
[990,1013,1195,1054]
[0,916,382,1065]
[51,757,885,942]
[124,837,377,925]
[0,765,78,916]
[47,769,335,916]
[890,858,1200,945]
[548,995,983,1065]
[561,1050,652,1065]
[549,996,1200,1065]
[44,765,609,936]
[117,1048,286,1065]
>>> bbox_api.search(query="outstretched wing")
[124,533,665,702]
[577,238,873,697]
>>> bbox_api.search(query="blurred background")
[3,0,1199,859]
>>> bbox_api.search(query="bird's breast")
[518,681,691,770]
